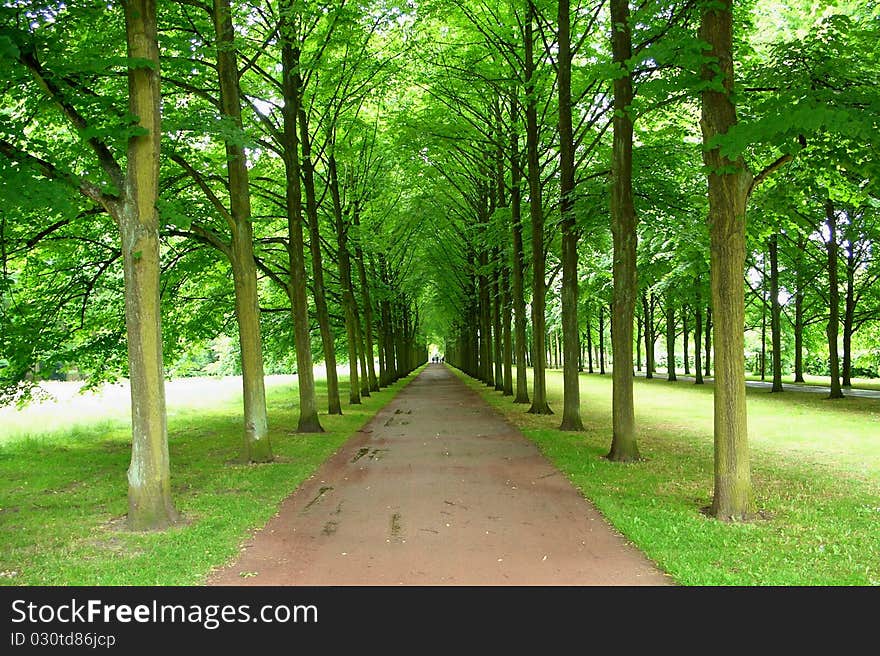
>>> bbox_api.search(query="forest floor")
[208,364,670,585]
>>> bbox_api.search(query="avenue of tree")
[1,0,878,528]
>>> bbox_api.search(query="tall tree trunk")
[586,314,594,373]
[642,292,653,379]
[694,303,704,384]
[700,0,753,519]
[842,233,855,388]
[599,305,606,375]
[760,255,767,381]
[328,153,361,404]
[280,36,323,433]
[794,233,805,382]
[825,199,844,399]
[478,248,493,386]
[123,0,178,530]
[502,264,514,395]
[705,305,712,376]
[607,0,638,456]
[557,0,583,430]
[298,108,342,414]
[525,3,552,414]
[352,211,380,392]
[509,95,530,404]
[665,301,677,382]
[215,0,272,460]
[683,307,690,375]
[379,257,397,385]
[769,232,783,392]
[636,313,642,371]
[492,263,504,391]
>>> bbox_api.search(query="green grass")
[743,372,880,392]
[0,370,419,585]
[455,368,880,586]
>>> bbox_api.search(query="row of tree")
[0,1,430,529]
[426,0,878,520]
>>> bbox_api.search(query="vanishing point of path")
[209,364,671,585]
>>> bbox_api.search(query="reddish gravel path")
[208,364,672,585]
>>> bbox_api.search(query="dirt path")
[208,364,671,585]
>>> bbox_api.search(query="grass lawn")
[0,369,419,585]
[455,367,880,585]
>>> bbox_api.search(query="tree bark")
[704,305,712,376]
[769,232,783,392]
[298,107,342,414]
[793,232,805,382]
[842,229,855,388]
[280,32,323,433]
[502,263,514,395]
[642,292,653,379]
[122,0,179,530]
[636,313,642,371]
[683,307,690,375]
[665,301,676,381]
[328,153,361,404]
[557,0,583,430]
[525,2,552,414]
[607,0,638,456]
[694,303,704,384]
[214,0,273,460]
[825,199,844,399]
[352,210,380,392]
[700,0,753,519]
[492,262,504,391]
[586,314,594,373]
[508,95,530,404]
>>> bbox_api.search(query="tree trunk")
[825,199,844,399]
[328,153,361,405]
[642,292,653,379]
[769,233,783,392]
[599,305,606,375]
[352,211,380,392]
[842,232,855,388]
[683,307,690,375]
[298,107,342,414]
[215,0,273,460]
[694,303,704,384]
[705,305,712,376]
[502,263,514,395]
[636,313,642,371]
[607,0,638,456]
[760,254,767,381]
[665,301,676,382]
[492,263,504,391]
[122,0,178,530]
[509,96,530,404]
[280,35,323,433]
[586,315,594,373]
[557,0,583,430]
[794,233,805,382]
[700,0,753,520]
[478,249,493,386]
[525,4,552,414]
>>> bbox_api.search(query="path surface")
[208,364,671,586]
